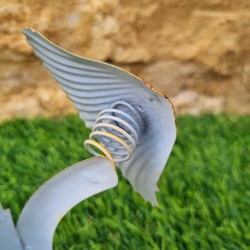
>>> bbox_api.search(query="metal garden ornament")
[0,28,176,250]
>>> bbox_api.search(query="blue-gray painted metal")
[16,157,117,250]
[0,204,23,250]
[22,28,177,205]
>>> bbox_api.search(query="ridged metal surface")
[23,28,176,205]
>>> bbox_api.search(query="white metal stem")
[17,157,118,250]
[0,204,23,250]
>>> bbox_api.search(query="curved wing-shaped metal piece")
[23,28,143,128]
[23,28,176,205]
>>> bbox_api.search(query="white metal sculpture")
[0,28,176,250]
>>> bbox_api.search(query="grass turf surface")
[0,114,249,250]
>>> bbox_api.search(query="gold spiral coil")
[84,101,141,164]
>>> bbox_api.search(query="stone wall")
[0,0,249,121]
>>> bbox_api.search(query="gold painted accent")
[84,139,115,168]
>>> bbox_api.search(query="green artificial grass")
[0,114,249,250]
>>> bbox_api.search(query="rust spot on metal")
[141,78,177,128]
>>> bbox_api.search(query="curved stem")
[17,157,118,250]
